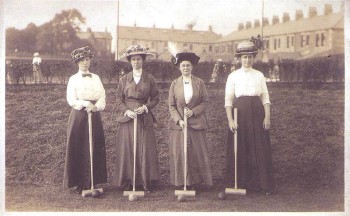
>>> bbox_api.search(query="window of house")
[287,36,290,48]
[306,35,310,46]
[265,40,269,49]
[215,46,219,53]
[321,33,326,46]
[203,46,207,53]
[278,38,281,48]
[291,36,294,46]
[274,38,277,50]
[164,41,167,47]
[301,35,304,47]
[316,34,319,47]
[189,44,193,51]
[209,45,212,52]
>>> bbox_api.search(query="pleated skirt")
[169,127,213,186]
[225,96,274,191]
[112,118,160,187]
[63,109,107,189]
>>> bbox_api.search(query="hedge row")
[5,54,344,84]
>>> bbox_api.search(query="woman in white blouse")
[168,52,213,192]
[63,46,107,194]
[224,40,273,195]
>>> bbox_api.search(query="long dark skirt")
[169,128,213,186]
[225,96,273,192]
[63,109,107,189]
[112,118,160,187]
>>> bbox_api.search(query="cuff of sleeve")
[82,100,90,107]
[143,105,148,113]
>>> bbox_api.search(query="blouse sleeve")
[260,75,271,105]
[66,76,90,110]
[225,73,235,107]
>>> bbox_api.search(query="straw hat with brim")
[172,52,200,66]
[71,46,94,63]
[119,45,155,61]
[234,41,259,57]
[33,52,40,57]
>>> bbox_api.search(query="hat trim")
[119,52,155,61]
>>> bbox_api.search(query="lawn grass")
[5,83,344,211]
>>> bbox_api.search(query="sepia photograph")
[1,0,349,215]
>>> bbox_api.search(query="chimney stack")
[246,21,252,29]
[262,17,269,26]
[324,4,333,15]
[208,25,213,32]
[308,7,317,18]
[272,15,279,24]
[238,23,244,31]
[295,10,304,20]
[254,19,260,28]
[282,13,290,22]
[187,24,193,31]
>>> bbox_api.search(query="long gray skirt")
[225,96,273,191]
[63,109,107,189]
[112,118,160,187]
[169,127,213,186]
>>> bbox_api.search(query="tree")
[5,27,21,53]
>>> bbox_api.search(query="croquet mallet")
[123,114,145,197]
[82,112,104,197]
[175,108,196,197]
[225,108,246,195]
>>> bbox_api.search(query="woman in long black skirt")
[224,40,273,195]
[63,46,107,194]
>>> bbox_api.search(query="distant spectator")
[6,60,12,84]
[32,52,43,84]
[210,59,225,83]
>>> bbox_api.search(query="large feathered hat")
[119,45,155,61]
[71,46,94,63]
[168,42,200,66]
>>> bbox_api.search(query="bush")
[5,54,344,84]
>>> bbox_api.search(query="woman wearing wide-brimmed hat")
[32,52,43,84]
[112,45,160,192]
[224,40,273,195]
[63,46,107,194]
[168,52,213,192]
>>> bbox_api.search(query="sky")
[3,0,344,51]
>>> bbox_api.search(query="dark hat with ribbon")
[71,46,94,63]
[234,41,259,57]
[119,45,155,61]
[171,52,200,66]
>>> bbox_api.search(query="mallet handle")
[88,112,94,190]
[183,108,188,191]
[234,108,238,189]
[133,115,137,192]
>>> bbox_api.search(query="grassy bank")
[5,83,344,211]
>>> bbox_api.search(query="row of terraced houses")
[114,4,344,63]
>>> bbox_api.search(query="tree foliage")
[6,9,88,55]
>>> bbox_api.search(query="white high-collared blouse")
[66,70,106,111]
[225,67,270,107]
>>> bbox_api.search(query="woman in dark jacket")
[224,40,273,195]
[112,45,160,192]
[63,46,107,194]
[168,52,213,192]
